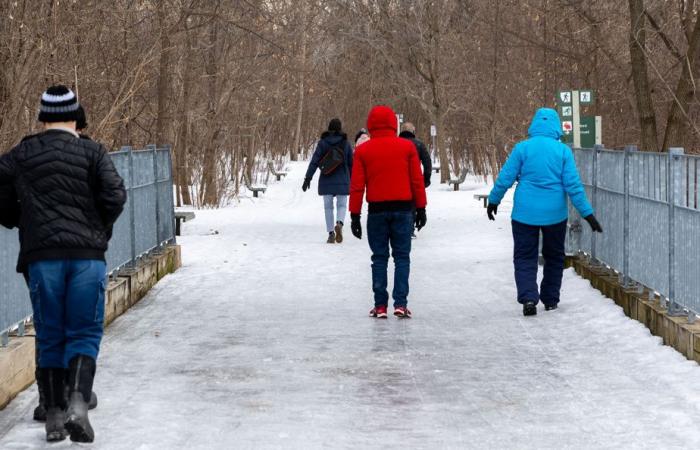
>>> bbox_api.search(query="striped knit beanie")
[38,85,80,123]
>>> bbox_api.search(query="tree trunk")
[176,24,194,206]
[291,0,308,162]
[628,0,659,151]
[436,111,449,182]
[201,21,219,206]
[155,0,171,147]
[662,15,700,151]
[489,0,501,171]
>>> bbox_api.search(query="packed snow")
[1,162,700,449]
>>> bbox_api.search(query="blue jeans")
[367,211,413,308]
[323,195,347,232]
[28,260,107,368]
[511,220,567,306]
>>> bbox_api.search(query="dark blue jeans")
[367,211,413,308]
[28,259,106,368]
[511,220,567,306]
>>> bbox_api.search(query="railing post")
[622,145,635,287]
[668,147,684,316]
[147,144,160,248]
[591,145,601,263]
[165,144,176,244]
[126,146,137,267]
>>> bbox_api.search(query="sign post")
[557,89,599,148]
[572,90,581,148]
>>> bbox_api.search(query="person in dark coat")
[28,103,100,425]
[399,122,432,188]
[0,86,126,443]
[302,118,354,244]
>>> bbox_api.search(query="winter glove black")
[487,202,498,221]
[351,214,362,240]
[415,208,427,231]
[584,214,603,233]
[302,178,311,192]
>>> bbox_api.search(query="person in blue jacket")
[487,108,603,317]
[302,119,354,244]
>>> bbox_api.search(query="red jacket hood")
[367,105,398,137]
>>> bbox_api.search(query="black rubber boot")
[33,367,47,422]
[42,368,67,442]
[523,301,537,317]
[63,383,98,410]
[89,391,98,410]
[65,355,96,443]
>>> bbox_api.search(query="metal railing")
[0,145,175,345]
[567,145,700,321]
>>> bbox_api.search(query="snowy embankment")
[1,162,700,449]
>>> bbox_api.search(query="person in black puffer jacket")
[399,122,432,188]
[0,86,126,443]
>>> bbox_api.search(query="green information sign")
[556,89,597,145]
[579,116,597,148]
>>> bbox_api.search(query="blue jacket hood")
[527,108,563,139]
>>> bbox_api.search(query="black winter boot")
[42,368,67,442]
[33,367,47,422]
[65,355,96,443]
[63,383,98,410]
[523,301,537,317]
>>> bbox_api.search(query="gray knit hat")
[38,85,80,123]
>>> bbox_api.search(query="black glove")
[584,214,603,233]
[487,202,498,220]
[351,214,362,240]
[302,178,311,192]
[415,208,427,231]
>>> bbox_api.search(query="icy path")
[2,162,700,449]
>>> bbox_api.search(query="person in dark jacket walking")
[399,122,432,188]
[350,106,427,319]
[29,102,99,425]
[0,86,126,443]
[487,108,602,317]
[303,119,354,244]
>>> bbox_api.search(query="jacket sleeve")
[562,146,593,217]
[488,144,523,205]
[94,147,127,228]
[349,148,366,215]
[418,141,432,187]
[305,141,324,180]
[345,141,353,177]
[408,146,427,209]
[0,152,20,229]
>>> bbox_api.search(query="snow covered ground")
[2,162,700,449]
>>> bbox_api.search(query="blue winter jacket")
[488,108,593,226]
[305,131,354,196]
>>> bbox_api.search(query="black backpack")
[318,143,345,176]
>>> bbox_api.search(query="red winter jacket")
[349,106,427,215]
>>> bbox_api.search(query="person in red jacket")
[350,105,427,318]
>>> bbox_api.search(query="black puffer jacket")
[399,131,432,187]
[0,129,126,272]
